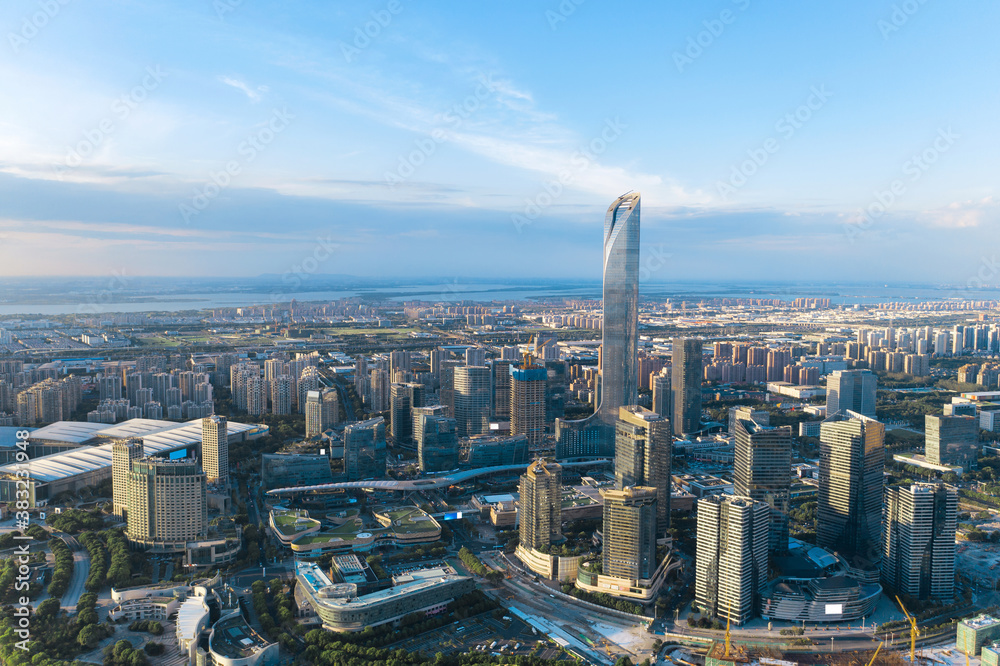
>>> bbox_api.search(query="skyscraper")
[126,457,207,551]
[817,411,885,573]
[112,437,143,518]
[733,418,792,554]
[510,359,547,447]
[201,415,228,486]
[882,482,957,600]
[614,406,671,535]
[305,388,339,438]
[925,414,979,468]
[695,494,770,625]
[417,414,458,472]
[344,417,386,480]
[454,366,490,438]
[492,359,514,420]
[826,370,877,419]
[555,192,640,457]
[651,368,671,422]
[519,460,562,551]
[672,338,703,436]
[601,486,658,582]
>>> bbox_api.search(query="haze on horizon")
[1,0,997,284]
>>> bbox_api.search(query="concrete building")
[510,361,547,447]
[601,485,658,581]
[519,460,562,551]
[925,414,979,468]
[111,437,143,518]
[305,388,339,439]
[614,406,671,536]
[651,368,671,425]
[826,370,877,419]
[881,482,957,600]
[412,404,446,449]
[672,338,703,435]
[733,418,792,554]
[695,494,770,625]
[958,615,1000,656]
[126,457,207,552]
[817,411,885,575]
[202,415,228,486]
[728,406,768,436]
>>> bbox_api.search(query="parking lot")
[391,612,547,657]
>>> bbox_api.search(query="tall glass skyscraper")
[555,192,640,458]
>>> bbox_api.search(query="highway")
[57,533,90,611]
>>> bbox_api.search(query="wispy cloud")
[218,76,268,103]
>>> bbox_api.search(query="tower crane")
[895,595,918,664]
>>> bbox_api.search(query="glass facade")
[556,192,640,458]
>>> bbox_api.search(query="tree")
[78,624,102,648]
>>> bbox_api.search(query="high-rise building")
[343,417,386,480]
[695,495,771,625]
[601,485,658,581]
[672,338,703,435]
[518,460,562,551]
[510,360,547,447]
[454,366,490,438]
[417,414,458,472]
[126,457,207,551]
[728,405,769,436]
[554,193,640,457]
[201,415,228,486]
[111,437,143,518]
[651,368,671,423]
[388,382,425,444]
[305,389,338,438]
[925,414,979,468]
[817,411,885,572]
[492,359,514,420]
[882,482,957,601]
[412,404,446,448]
[826,370,877,419]
[733,417,792,554]
[270,374,294,415]
[614,406,671,535]
[465,347,486,367]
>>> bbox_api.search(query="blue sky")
[0,0,998,283]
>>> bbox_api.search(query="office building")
[465,347,486,367]
[882,482,957,600]
[601,485,658,581]
[454,366,490,438]
[925,414,979,468]
[492,359,513,420]
[733,418,792,554]
[511,360,547,447]
[672,338,703,435]
[614,406,671,535]
[412,404,445,449]
[343,417,386,480]
[651,368,671,423]
[201,415,228,486]
[463,433,529,467]
[817,411,885,571]
[826,370,877,419]
[555,193,640,456]
[695,495,770,625]
[389,382,425,444]
[728,406,768,436]
[111,437,143,518]
[305,388,339,439]
[519,460,562,551]
[417,414,458,473]
[126,457,207,551]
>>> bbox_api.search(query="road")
[58,534,90,610]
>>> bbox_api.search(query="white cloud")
[218,76,268,103]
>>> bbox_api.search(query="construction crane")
[895,595,918,664]
[865,642,883,666]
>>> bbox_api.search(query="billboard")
[442,511,463,520]
[825,603,844,615]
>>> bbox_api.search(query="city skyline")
[2,1,1000,282]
